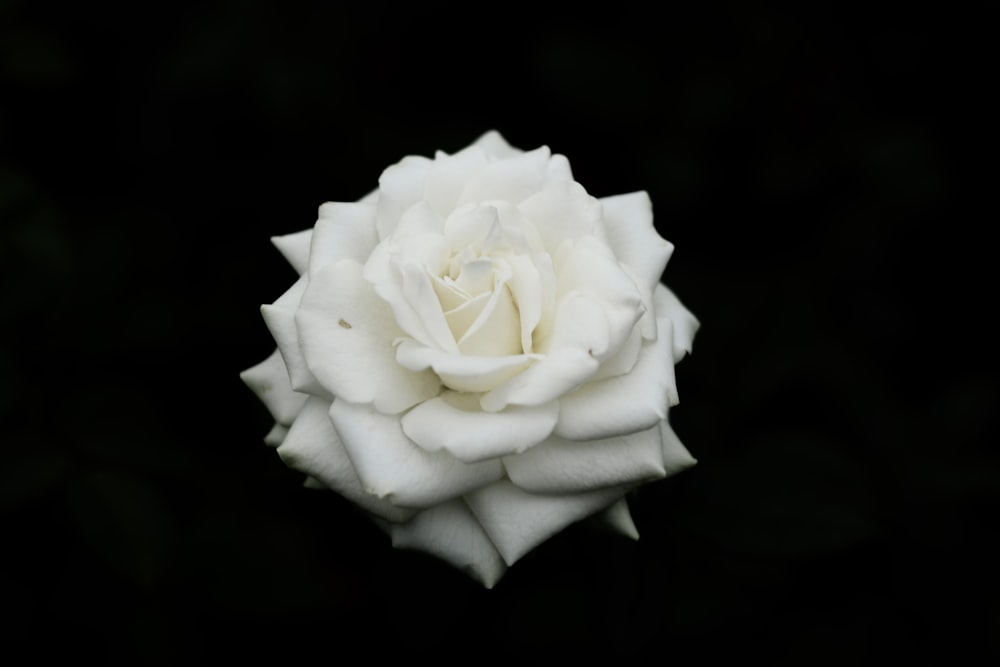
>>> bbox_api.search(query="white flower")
[241,131,699,587]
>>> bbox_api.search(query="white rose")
[241,131,699,587]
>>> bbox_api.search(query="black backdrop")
[3,1,996,662]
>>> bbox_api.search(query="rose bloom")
[241,131,699,587]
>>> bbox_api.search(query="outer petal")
[277,397,414,522]
[472,130,522,159]
[599,191,674,290]
[551,236,645,359]
[503,423,666,495]
[307,202,379,276]
[401,391,559,462]
[296,260,441,414]
[261,276,328,397]
[271,228,312,275]
[239,348,307,426]
[388,499,507,588]
[329,400,504,508]
[654,284,700,363]
[464,480,626,565]
[591,498,640,540]
[456,146,552,207]
[545,153,574,182]
[376,155,433,240]
[554,318,676,441]
[660,417,698,474]
[264,423,289,448]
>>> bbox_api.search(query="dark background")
[2,1,996,662]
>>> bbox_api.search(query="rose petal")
[505,254,549,355]
[395,339,539,393]
[551,236,645,359]
[277,397,415,523]
[442,203,500,256]
[589,325,643,382]
[401,391,559,462]
[260,276,329,398]
[494,200,546,252]
[329,400,504,508]
[270,228,312,275]
[456,146,552,207]
[399,260,460,353]
[599,191,673,342]
[482,347,599,413]
[239,348,307,426]
[392,200,447,244]
[464,480,626,565]
[443,291,488,341]
[599,191,674,290]
[554,318,676,441]
[654,284,700,363]
[545,152,574,182]
[472,130,522,159]
[592,498,640,540]
[455,272,520,357]
[364,246,459,355]
[264,423,289,448]
[376,155,433,240]
[503,423,666,494]
[479,293,609,411]
[302,476,326,490]
[307,202,379,276]
[424,145,490,217]
[296,260,441,414]
[518,179,607,250]
[660,417,697,474]
[432,272,472,312]
[364,244,444,352]
[388,499,507,588]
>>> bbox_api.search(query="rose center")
[427,206,523,357]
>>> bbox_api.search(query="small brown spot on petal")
[338,319,352,329]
